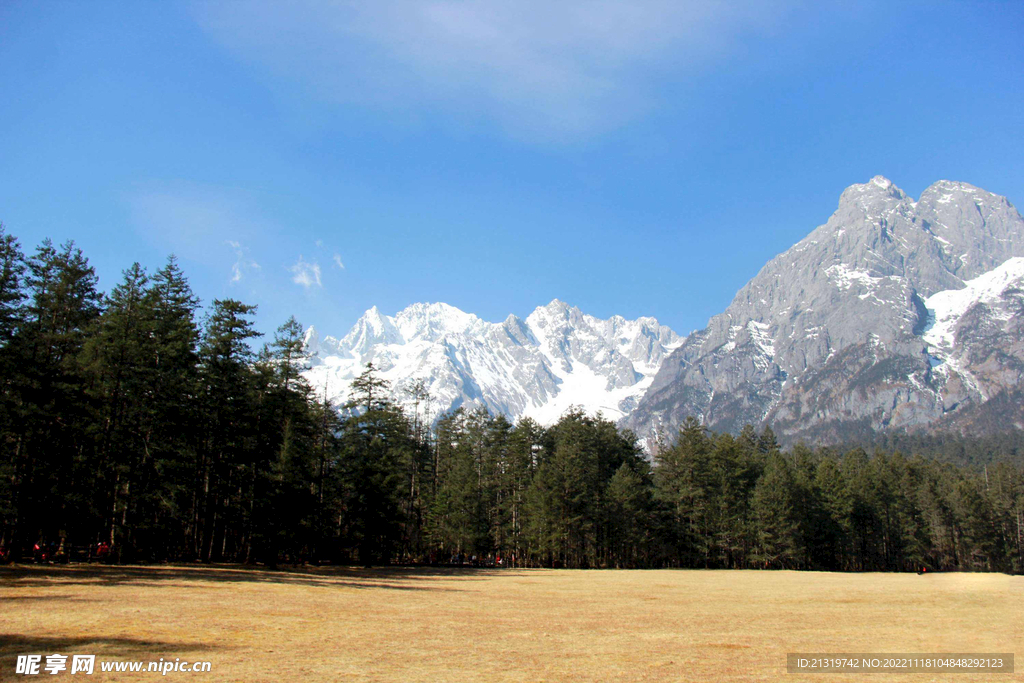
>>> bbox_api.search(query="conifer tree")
[196,299,261,562]
[0,223,25,553]
[144,256,201,557]
[499,417,541,565]
[5,239,101,560]
[750,452,800,568]
[654,417,713,565]
[0,223,25,348]
[606,462,654,567]
[82,263,156,559]
[255,317,317,565]
[340,363,411,565]
[428,409,487,559]
[709,433,758,567]
[269,316,308,393]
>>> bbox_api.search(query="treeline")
[0,224,1022,572]
[853,431,1024,470]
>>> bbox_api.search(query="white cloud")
[332,253,345,270]
[290,256,322,289]
[193,0,800,140]
[227,240,260,283]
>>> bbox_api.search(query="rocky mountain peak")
[339,305,403,356]
[626,177,1024,447]
[526,299,585,334]
[837,175,908,213]
[392,301,482,343]
[530,297,573,318]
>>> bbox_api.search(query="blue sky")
[2,1,1023,338]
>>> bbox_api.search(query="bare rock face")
[625,177,1024,446]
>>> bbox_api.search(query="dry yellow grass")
[1,564,1020,682]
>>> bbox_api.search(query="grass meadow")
[1,565,1020,682]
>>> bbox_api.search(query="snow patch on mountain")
[747,320,775,361]
[923,257,1024,350]
[920,257,1024,402]
[825,264,882,292]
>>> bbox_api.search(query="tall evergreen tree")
[750,453,800,568]
[81,263,156,560]
[0,223,25,348]
[428,409,487,559]
[653,417,714,566]
[340,363,412,565]
[0,223,26,553]
[606,461,654,567]
[144,256,202,558]
[196,299,261,562]
[5,240,101,560]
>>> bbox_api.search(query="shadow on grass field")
[1,564,1020,682]
[0,563,499,590]
[0,634,213,665]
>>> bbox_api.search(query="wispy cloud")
[127,183,270,285]
[129,184,252,259]
[193,1,799,140]
[332,253,345,270]
[290,256,322,289]
[228,240,260,283]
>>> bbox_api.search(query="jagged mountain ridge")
[624,176,1024,446]
[302,300,682,424]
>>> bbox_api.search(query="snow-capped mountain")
[302,300,682,425]
[625,177,1024,445]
